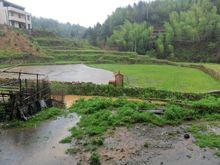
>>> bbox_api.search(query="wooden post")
[36,74,39,99]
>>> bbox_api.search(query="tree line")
[32,17,86,39]
[84,0,220,62]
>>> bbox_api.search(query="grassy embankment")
[2,108,65,128]
[91,64,220,93]
[61,96,220,158]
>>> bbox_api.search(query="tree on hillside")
[85,0,194,47]
[32,17,86,39]
[156,0,220,59]
[107,20,154,54]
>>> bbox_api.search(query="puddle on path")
[0,113,79,165]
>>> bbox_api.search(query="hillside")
[84,0,220,62]
[32,17,86,39]
[0,25,46,63]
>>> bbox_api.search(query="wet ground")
[0,95,219,165]
[0,64,114,84]
[0,115,219,165]
[102,125,220,165]
[0,113,79,165]
[73,124,220,165]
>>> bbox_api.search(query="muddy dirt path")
[0,113,79,165]
[0,64,114,84]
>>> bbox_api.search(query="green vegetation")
[51,82,208,101]
[32,17,86,39]
[156,0,220,61]
[89,152,101,165]
[66,98,162,140]
[65,148,80,155]
[91,64,220,92]
[186,96,220,113]
[64,97,219,144]
[85,0,220,62]
[62,97,220,159]
[204,64,220,73]
[3,108,64,128]
[189,124,220,157]
[107,21,154,54]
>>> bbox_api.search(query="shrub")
[51,82,207,101]
[164,104,197,124]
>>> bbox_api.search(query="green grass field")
[91,64,220,93]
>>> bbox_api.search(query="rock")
[161,162,164,165]
[187,147,193,151]
[120,148,125,152]
[186,155,192,159]
[184,134,190,139]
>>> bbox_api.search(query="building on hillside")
[0,0,32,29]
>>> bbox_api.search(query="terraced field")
[203,64,220,73]
[91,64,220,93]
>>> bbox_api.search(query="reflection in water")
[0,113,79,165]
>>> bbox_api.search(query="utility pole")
[146,2,149,20]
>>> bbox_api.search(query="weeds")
[65,148,79,155]
[3,108,64,128]
[189,124,220,157]
[67,98,220,142]
[90,152,101,165]
[59,136,72,144]
[164,104,197,124]
[68,98,163,139]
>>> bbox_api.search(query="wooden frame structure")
[0,70,52,121]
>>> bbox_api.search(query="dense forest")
[84,0,220,62]
[32,17,86,39]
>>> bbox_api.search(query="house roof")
[1,0,25,10]
[114,71,124,76]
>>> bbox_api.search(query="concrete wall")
[0,7,8,25]
[25,13,32,29]
[0,1,3,7]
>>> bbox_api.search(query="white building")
[0,0,32,29]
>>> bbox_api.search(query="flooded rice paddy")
[0,64,114,84]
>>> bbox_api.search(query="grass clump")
[60,136,72,144]
[186,96,220,113]
[189,124,220,156]
[215,151,220,157]
[91,137,104,146]
[65,148,79,155]
[144,141,149,148]
[164,104,197,124]
[4,108,64,128]
[90,152,101,165]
